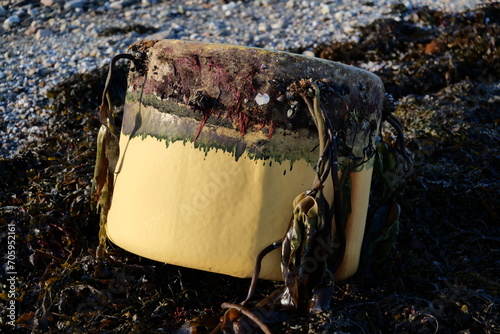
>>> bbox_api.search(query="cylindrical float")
[103,40,384,281]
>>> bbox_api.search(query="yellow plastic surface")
[334,169,373,280]
[106,133,373,281]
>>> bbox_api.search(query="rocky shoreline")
[0,0,483,157]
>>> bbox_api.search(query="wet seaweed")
[98,24,159,37]
[316,2,500,99]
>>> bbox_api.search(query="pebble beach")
[0,0,484,157]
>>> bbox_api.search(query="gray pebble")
[108,1,125,10]
[41,0,60,7]
[3,15,20,30]
[13,8,26,17]
[28,8,40,17]
[35,28,53,39]
[221,2,238,11]
[64,0,87,10]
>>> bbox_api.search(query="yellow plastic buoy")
[94,40,385,281]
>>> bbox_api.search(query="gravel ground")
[0,0,484,158]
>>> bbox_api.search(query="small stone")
[64,0,87,10]
[320,4,331,15]
[13,8,26,17]
[85,22,95,32]
[105,46,116,54]
[41,0,60,6]
[334,11,344,22]
[42,58,56,67]
[146,29,175,40]
[108,1,124,10]
[343,24,355,34]
[71,19,82,27]
[25,26,39,36]
[89,49,100,58]
[221,2,237,11]
[302,50,315,57]
[35,29,53,39]
[271,20,285,30]
[0,6,5,16]
[28,8,40,17]
[257,22,270,32]
[31,19,42,28]
[3,15,21,30]
[124,9,135,18]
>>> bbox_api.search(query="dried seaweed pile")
[1,3,499,333]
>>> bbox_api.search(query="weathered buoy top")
[124,39,384,170]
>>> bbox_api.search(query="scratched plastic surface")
[105,40,384,280]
